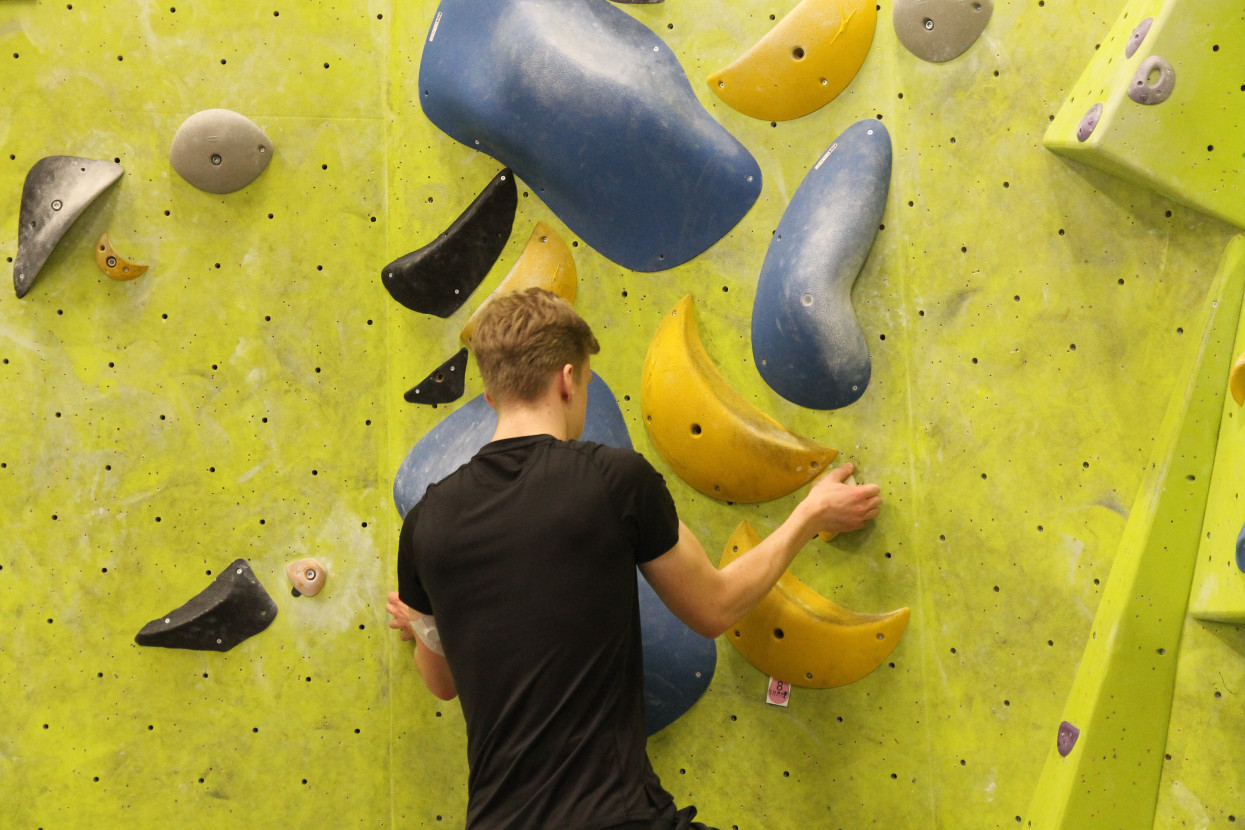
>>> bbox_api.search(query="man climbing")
[386,287,881,829]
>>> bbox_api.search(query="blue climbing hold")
[1236,522,1245,573]
[751,120,891,410]
[418,0,760,272]
[392,372,714,734]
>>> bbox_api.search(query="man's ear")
[558,363,576,401]
[483,390,498,411]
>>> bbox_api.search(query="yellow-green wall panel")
[5,0,1245,828]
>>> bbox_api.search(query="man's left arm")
[385,592,458,701]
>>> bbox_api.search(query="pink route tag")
[766,677,791,707]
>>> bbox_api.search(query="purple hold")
[1126,18,1153,59]
[1077,104,1103,142]
[1057,721,1080,757]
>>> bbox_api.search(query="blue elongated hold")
[405,348,468,405]
[418,0,760,272]
[1235,522,1245,573]
[751,120,891,410]
[392,373,714,734]
[382,169,516,317]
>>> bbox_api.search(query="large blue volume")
[392,374,715,734]
[417,0,761,272]
[752,120,892,410]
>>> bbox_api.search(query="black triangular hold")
[381,168,517,317]
[405,348,468,405]
[135,559,278,652]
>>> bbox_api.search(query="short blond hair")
[471,287,600,404]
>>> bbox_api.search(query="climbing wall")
[2,1,1242,828]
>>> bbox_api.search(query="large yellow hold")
[720,521,909,688]
[459,221,576,345]
[641,295,836,503]
[708,0,877,122]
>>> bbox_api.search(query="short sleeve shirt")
[398,435,681,830]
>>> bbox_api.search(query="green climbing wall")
[2,1,1242,828]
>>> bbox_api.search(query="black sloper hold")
[405,348,468,405]
[135,559,278,652]
[382,168,517,317]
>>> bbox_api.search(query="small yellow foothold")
[721,520,909,688]
[460,221,577,346]
[94,233,148,281]
[286,557,327,597]
[1230,353,1245,406]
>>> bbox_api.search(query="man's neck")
[491,401,570,442]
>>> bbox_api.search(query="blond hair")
[471,287,600,404]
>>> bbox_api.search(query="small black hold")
[405,348,468,405]
[135,559,277,652]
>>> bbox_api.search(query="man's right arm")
[638,463,881,638]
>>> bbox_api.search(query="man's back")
[398,435,680,829]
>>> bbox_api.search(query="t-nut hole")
[801,293,814,307]
[773,628,785,640]
[210,153,223,165]
[690,423,702,436]
[792,46,805,60]
[434,372,445,383]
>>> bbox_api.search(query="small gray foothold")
[1125,18,1153,59]
[1077,103,1104,142]
[13,157,124,298]
[894,0,993,63]
[1128,55,1175,105]
[170,109,273,194]
[1057,721,1080,756]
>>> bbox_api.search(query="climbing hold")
[419,0,760,271]
[406,348,469,405]
[1124,17,1153,59]
[170,109,273,194]
[382,168,516,317]
[1230,353,1245,406]
[1127,55,1175,105]
[893,0,992,63]
[13,156,123,298]
[642,295,837,504]
[752,120,891,410]
[720,521,909,688]
[1076,103,1103,142]
[459,222,576,346]
[1057,721,1080,756]
[1236,523,1245,574]
[286,558,327,598]
[134,559,277,651]
[94,233,148,281]
[707,0,877,121]
[394,373,632,517]
[393,377,714,733]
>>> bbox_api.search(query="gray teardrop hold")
[170,109,273,194]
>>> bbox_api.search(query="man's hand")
[385,591,417,641]
[804,462,882,535]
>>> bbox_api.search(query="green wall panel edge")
[1043,0,1245,230]
[1188,237,1245,622]
[1023,235,1245,829]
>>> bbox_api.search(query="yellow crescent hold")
[708,0,877,122]
[640,294,837,503]
[720,520,909,688]
[95,233,148,281]
[1230,352,1245,406]
[460,221,577,346]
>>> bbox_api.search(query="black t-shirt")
[398,434,682,830]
